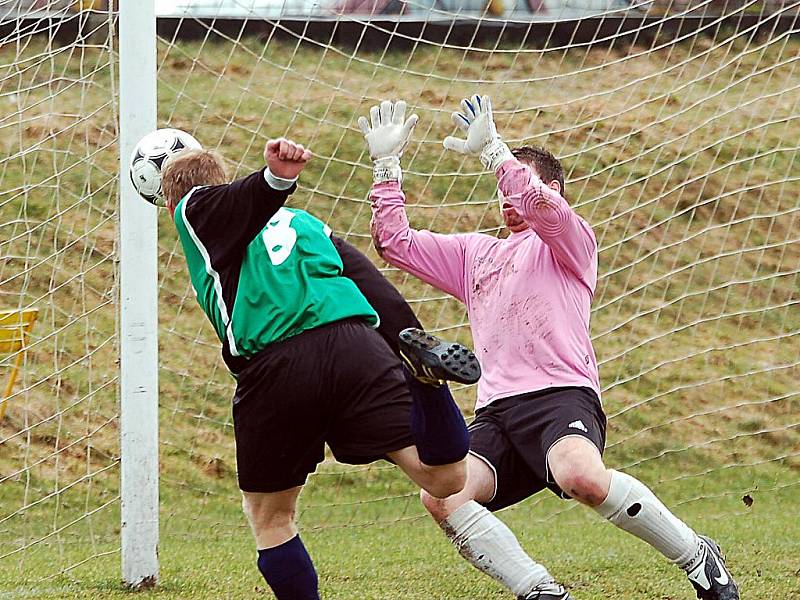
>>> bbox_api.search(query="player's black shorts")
[468,386,606,511]
[232,318,414,493]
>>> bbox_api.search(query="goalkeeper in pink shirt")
[358,97,739,600]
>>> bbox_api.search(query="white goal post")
[118,0,159,589]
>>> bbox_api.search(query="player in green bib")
[175,201,379,358]
[160,136,480,600]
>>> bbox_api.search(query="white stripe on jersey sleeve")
[179,188,241,357]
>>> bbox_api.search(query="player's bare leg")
[548,436,739,600]
[243,487,301,549]
[390,446,466,499]
[421,455,573,600]
[242,487,320,600]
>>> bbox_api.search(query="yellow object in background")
[487,0,505,15]
[72,0,105,11]
[0,308,38,421]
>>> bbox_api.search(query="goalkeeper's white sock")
[442,501,551,597]
[594,470,703,568]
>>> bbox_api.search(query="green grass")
[1,22,800,600]
[3,468,800,598]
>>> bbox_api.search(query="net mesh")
[1,0,798,587]
[0,1,120,580]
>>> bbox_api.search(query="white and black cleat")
[685,535,739,600]
[398,328,481,386]
[518,580,574,600]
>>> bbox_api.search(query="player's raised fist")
[264,138,312,180]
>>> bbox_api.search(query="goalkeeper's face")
[497,163,564,234]
[497,188,530,234]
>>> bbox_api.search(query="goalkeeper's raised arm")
[443,94,596,280]
[359,100,471,303]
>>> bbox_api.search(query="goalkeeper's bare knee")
[548,436,611,507]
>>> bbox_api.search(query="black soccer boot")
[518,580,574,600]
[398,328,481,386]
[685,535,740,600]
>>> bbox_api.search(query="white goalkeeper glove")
[358,100,419,184]
[443,94,514,172]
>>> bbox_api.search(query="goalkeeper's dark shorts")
[468,386,606,512]
[232,318,414,493]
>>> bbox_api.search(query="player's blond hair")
[161,149,228,208]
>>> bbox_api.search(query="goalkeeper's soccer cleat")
[398,328,481,386]
[685,536,739,600]
[518,580,574,600]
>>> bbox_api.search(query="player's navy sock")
[257,535,320,600]
[406,370,469,465]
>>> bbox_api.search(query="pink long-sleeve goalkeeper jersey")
[370,158,601,411]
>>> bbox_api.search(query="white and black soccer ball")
[129,128,202,206]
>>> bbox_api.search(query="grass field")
[2,466,800,598]
[1,18,799,600]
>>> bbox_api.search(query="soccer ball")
[129,128,202,206]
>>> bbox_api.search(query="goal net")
[1,0,798,591]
